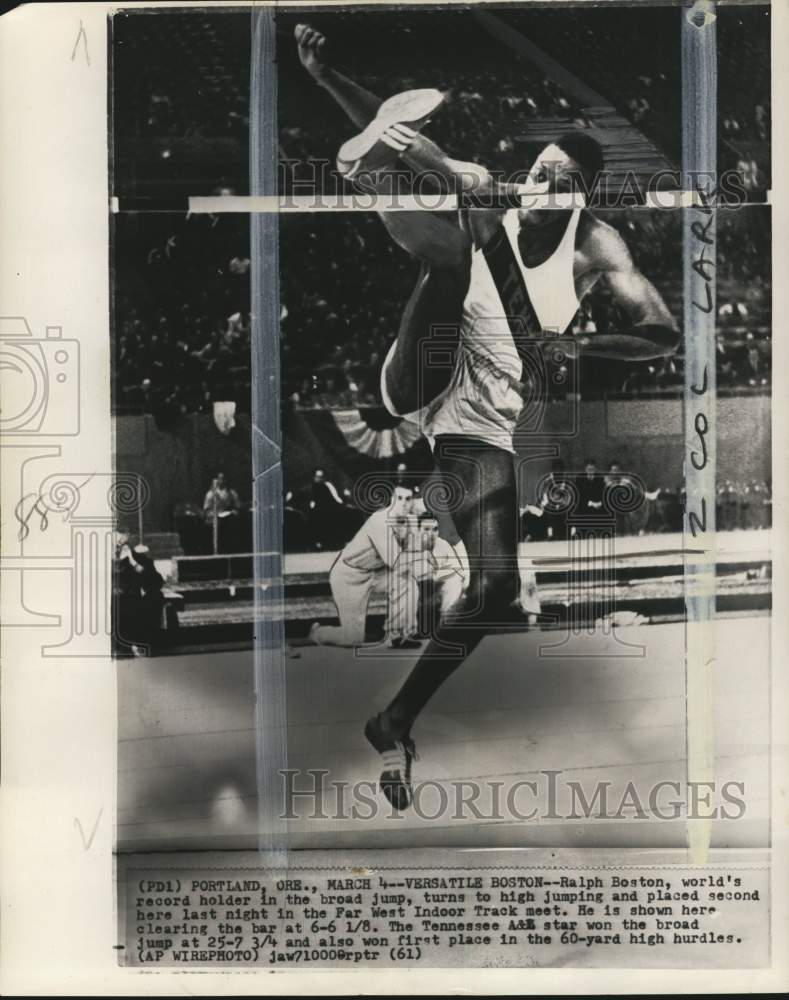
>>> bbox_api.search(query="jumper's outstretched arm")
[573,225,680,360]
[295,23,498,197]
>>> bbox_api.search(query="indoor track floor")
[118,614,769,853]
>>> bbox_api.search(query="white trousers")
[314,555,421,647]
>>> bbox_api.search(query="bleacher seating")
[114,7,771,413]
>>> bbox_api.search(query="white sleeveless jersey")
[417,208,582,453]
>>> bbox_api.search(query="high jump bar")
[180,189,742,213]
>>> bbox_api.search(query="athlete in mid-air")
[295,24,679,810]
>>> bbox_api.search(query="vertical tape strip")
[251,7,289,866]
[682,0,717,864]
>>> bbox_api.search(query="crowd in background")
[278,10,582,193]
[114,6,769,200]
[113,12,250,141]
[499,6,680,161]
[114,214,251,419]
[716,6,771,195]
[277,462,772,554]
[114,207,770,417]
[113,7,770,416]
[117,459,772,568]
[280,209,770,406]
[279,5,767,201]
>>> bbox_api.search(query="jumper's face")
[531,144,580,192]
[518,144,585,224]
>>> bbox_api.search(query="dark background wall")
[116,395,770,533]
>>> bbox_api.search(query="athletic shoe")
[337,88,445,179]
[364,712,418,811]
[308,622,322,645]
[387,636,422,650]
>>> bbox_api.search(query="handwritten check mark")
[74,808,103,850]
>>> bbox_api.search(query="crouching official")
[309,486,416,648]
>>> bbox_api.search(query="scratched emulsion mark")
[682,0,717,865]
[250,6,290,871]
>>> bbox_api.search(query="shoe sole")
[365,715,415,811]
[338,88,444,173]
[381,776,412,811]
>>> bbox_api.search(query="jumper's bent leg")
[375,206,471,416]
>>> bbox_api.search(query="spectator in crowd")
[741,343,770,388]
[649,484,683,534]
[521,459,569,542]
[115,539,166,655]
[717,336,739,388]
[577,458,605,519]
[716,479,772,532]
[604,460,649,536]
[203,471,242,552]
[203,471,240,517]
[394,462,410,488]
[307,468,346,550]
[754,103,768,142]
[719,300,749,326]
[717,481,741,532]
[174,501,209,555]
[540,459,572,541]
[284,490,311,551]
[748,480,772,529]
[734,155,763,194]
[519,500,546,543]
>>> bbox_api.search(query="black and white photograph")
[2,0,781,988]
